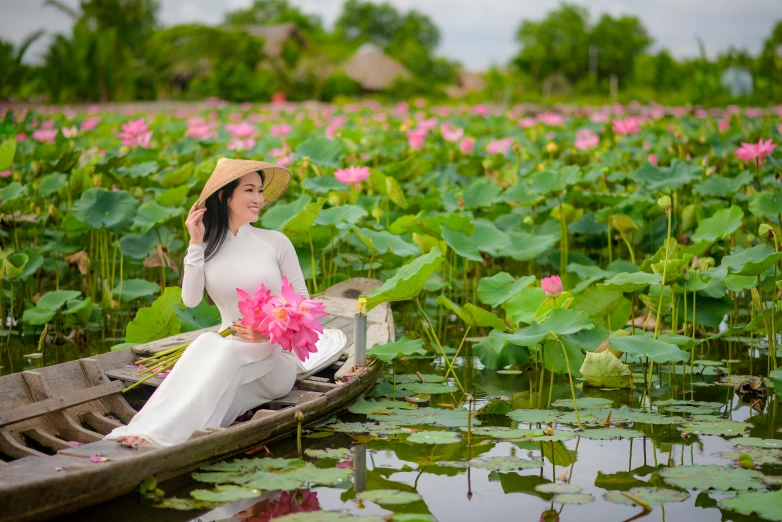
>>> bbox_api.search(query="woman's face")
[226,172,265,225]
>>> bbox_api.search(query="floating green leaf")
[407,430,462,444]
[604,487,690,507]
[304,448,351,460]
[367,337,427,362]
[535,483,583,494]
[552,397,614,409]
[507,409,561,424]
[357,489,423,505]
[732,438,782,449]
[552,493,595,504]
[719,490,782,521]
[679,419,750,437]
[608,336,689,364]
[348,398,417,415]
[190,485,260,502]
[659,464,765,491]
[579,428,643,440]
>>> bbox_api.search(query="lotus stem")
[414,296,464,392]
[123,359,176,393]
[444,324,472,381]
[557,339,581,429]
[621,491,652,512]
[466,394,473,461]
[653,207,672,341]
[295,408,304,457]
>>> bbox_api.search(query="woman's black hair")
[178,170,265,292]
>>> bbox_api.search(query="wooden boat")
[0,278,392,522]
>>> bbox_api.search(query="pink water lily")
[270,124,292,137]
[440,123,463,142]
[62,126,78,138]
[32,128,58,144]
[407,128,427,150]
[81,116,101,132]
[118,118,152,148]
[225,121,255,139]
[612,117,641,135]
[228,137,256,151]
[334,165,370,189]
[541,275,563,298]
[0,171,11,178]
[648,154,659,166]
[486,137,513,155]
[459,137,475,154]
[735,138,776,165]
[574,129,599,151]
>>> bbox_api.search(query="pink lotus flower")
[486,137,513,155]
[518,117,536,128]
[118,118,152,148]
[81,116,101,132]
[440,123,463,142]
[32,129,58,144]
[15,133,27,142]
[648,154,658,166]
[186,121,217,140]
[62,126,78,138]
[0,171,11,178]
[459,137,475,154]
[334,165,370,189]
[270,124,292,137]
[589,112,610,123]
[735,138,776,165]
[612,117,641,135]
[325,125,339,140]
[718,119,730,133]
[225,122,255,139]
[541,275,562,298]
[574,129,599,150]
[40,119,56,130]
[407,128,427,150]
[237,285,272,331]
[228,137,256,151]
[538,112,565,126]
[473,104,489,117]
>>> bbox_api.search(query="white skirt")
[105,328,346,447]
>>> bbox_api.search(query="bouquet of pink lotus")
[127,277,327,392]
[236,276,328,362]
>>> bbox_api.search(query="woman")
[106,158,345,449]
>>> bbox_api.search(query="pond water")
[58,317,781,522]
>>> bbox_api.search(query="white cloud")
[1,0,779,70]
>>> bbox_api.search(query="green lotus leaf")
[659,464,765,491]
[395,382,458,395]
[262,194,311,230]
[119,230,157,260]
[579,428,643,440]
[371,407,477,427]
[720,489,782,521]
[679,419,750,437]
[354,227,419,257]
[152,497,219,511]
[357,489,423,505]
[294,137,347,168]
[62,297,93,325]
[574,287,624,318]
[732,437,782,449]
[190,485,260,502]
[125,286,182,343]
[385,175,408,209]
[392,373,444,384]
[474,397,512,416]
[608,336,689,364]
[423,213,475,236]
[0,137,16,171]
[160,162,193,187]
[440,225,482,262]
[407,430,462,444]
[112,279,160,303]
[283,198,325,237]
[552,397,614,409]
[274,513,384,522]
[348,398,417,415]
[506,287,548,324]
[459,427,542,439]
[0,182,28,208]
[473,331,531,370]
[461,178,502,208]
[302,175,349,193]
[535,483,583,494]
[654,399,723,410]
[502,182,544,206]
[580,350,633,389]
[503,231,559,261]
[367,336,427,362]
[304,448,351,459]
[3,252,28,279]
[527,166,583,194]
[469,456,543,471]
[536,431,577,442]
[240,472,305,492]
[437,294,507,331]
[315,205,367,226]
[693,171,752,196]
[174,296,221,332]
[119,161,159,179]
[658,405,715,415]
[133,201,183,233]
[325,421,403,436]
[552,493,595,504]
[604,487,690,507]
[749,191,782,219]
[722,447,782,466]
[36,290,81,310]
[363,247,443,311]
[636,160,700,191]
[72,188,139,232]
[705,244,782,280]
[37,172,67,197]
[507,409,561,424]
[691,205,744,243]
[471,219,512,257]
[22,307,56,325]
[287,465,352,484]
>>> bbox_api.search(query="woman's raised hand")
[231,320,268,343]
[186,199,206,245]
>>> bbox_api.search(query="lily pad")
[552,397,614,409]
[608,336,689,364]
[535,483,583,494]
[461,427,543,439]
[507,409,561,424]
[719,490,782,521]
[348,398,417,415]
[407,431,462,444]
[326,421,403,436]
[579,428,644,440]
[153,497,220,511]
[654,399,723,410]
[679,419,750,437]
[392,373,445,384]
[304,448,351,460]
[552,493,595,504]
[371,408,471,427]
[658,405,716,415]
[477,273,536,308]
[367,337,427,363]
[396,382,458,395]
[190,485,261,502]
[721,448,782,466]
[659,464,765,491]
[357,489,423,505]
[604,487,690,507]
[469,456,543,471]
[732,438,782,449]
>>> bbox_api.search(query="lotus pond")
[0,100,781,521]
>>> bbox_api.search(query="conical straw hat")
[197,158,291,210]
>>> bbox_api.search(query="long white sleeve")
[182,243,206,307]
[277,235,309,299]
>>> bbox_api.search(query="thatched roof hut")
[343,43,411,91]
[243,23,307,59]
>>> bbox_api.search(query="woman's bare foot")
[115,436,151,449]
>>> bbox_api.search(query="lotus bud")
[541,275,563,298]
[657,195,671,210]
[294,408,304,422]
[370,207,383,221]
[691,256,699,270]
[512,142,521,152]
[356,297,367,314]
[546,142,558,154]
[683,269,689,280]
[759,223,774,239]
[523,215,533,226]
[328,194,341,207]
[536,163,545,171]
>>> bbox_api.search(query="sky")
[2,0,781,70]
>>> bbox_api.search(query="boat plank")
[57,439,149,460]
[0,429,45,459]
[78,411,124,435]
[0,381,124,428]
[20,428,73,451]
[80,358,137,424]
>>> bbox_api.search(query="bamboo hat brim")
[197,158,291,210]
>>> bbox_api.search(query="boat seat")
[266,390,323,409]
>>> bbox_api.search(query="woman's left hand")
[231,320,268,343]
